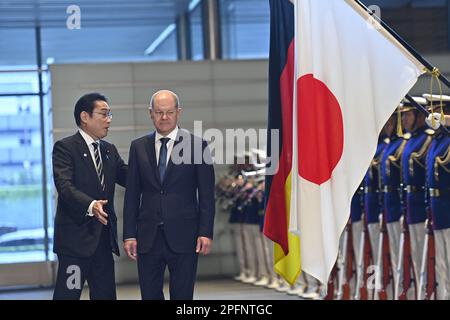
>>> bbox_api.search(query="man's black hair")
[74,93,108,126]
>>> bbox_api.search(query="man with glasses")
[123,89,215,300]
[52,93,127,299]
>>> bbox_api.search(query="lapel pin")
[83,153,87,157]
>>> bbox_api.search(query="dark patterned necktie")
[92,142,105,190]
[158,138,170,182]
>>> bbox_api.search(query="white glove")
[425,113,444,130]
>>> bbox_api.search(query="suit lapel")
[145,133,162,186]
[75,132,102,192]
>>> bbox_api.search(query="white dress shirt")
[155,126,178,166]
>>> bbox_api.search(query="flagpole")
[354,0,450,90]
[404,94,430,117]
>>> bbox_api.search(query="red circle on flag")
[297,74,344,185]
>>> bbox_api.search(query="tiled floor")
[0,279,302,300]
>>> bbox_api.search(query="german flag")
[263,0,301,285]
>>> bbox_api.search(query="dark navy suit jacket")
[52,132,127,257]
[123,129,215,254]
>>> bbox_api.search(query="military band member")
[254,180,276,287]
[229,175,249,282]
[217,164,274,287]
[216,172,249,282]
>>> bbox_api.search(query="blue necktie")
[158,138,170,182]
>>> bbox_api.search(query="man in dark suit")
[52,93,127,300]
[123,89,215,300]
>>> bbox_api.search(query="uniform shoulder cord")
[409,135,433,176]
[434,144,450,181]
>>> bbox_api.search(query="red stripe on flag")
[263,39,295,255]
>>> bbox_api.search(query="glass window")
[44,91,54,262]
[219,0,270,59]
[189,2,204,61]
[0,91,49,264]
[42,25,177,63]
[1,4,181,64]
[0,71,39,95]
[0,28,37,67]
[147,25,178,62]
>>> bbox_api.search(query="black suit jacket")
[52,132,127,258]
[123,130,215,254]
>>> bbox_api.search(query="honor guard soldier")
[380,108,409,297]
[364,122,391,263]
[365,117,393,300]
[424,94,450,300]
[400,96,433,298]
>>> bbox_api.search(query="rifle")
[336,221,352,300]
[325,264,338,300]
[355,213,373,300]
[345,222,354,299]
[424,209,436,300]
[398,215,414,300]
[354,218,365,300]
[418,176,436,299]
[417,212,436,300]
[375,211,392,300]
[417,218,431,299]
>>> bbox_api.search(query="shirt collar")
[78,128,100,147]
[155,126,179,143]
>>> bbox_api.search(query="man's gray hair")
[149,90,180,109]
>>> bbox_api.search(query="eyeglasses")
[93,111,113,119]
[152,110,177,118]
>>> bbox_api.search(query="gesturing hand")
[93,200,108,225]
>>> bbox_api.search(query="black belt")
[364,186,379,194]
[382,185,401,193]
[429,188,450,198]
[406,185,425,193]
